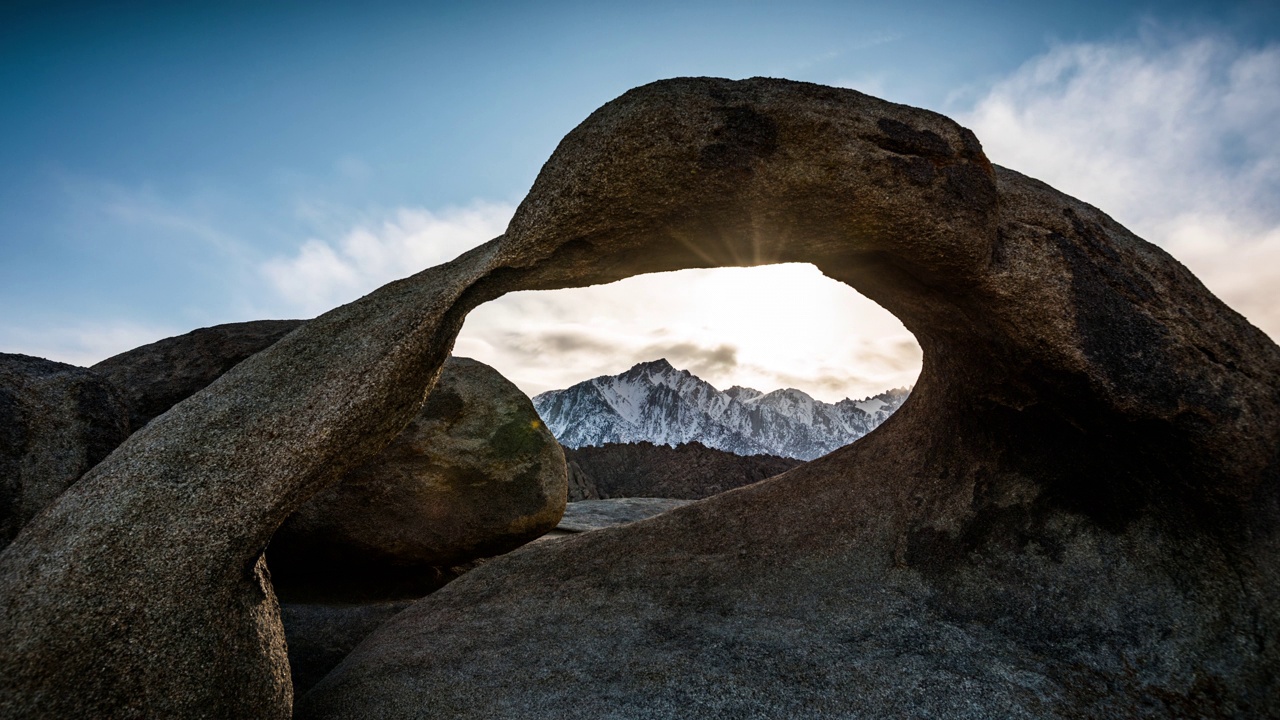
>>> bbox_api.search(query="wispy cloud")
[261,202,514,314]
[959,29,1280,339]
[784,32,902,76]
[639,342,739,378]
[850,31,903,51]
[56,175,257,264]
[0,320,178,368]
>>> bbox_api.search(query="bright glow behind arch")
[456,263,921,403]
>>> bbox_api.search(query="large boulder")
[91,319,304,430]
[0,354,130,548]
[0,261,491,717]
[268,356,567,602]
[0,322,300,550]
[2,78,1277,718]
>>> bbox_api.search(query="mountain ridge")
[533,359,910,461]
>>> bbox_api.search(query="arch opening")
[455,262,921,462]
[457,262,921,405]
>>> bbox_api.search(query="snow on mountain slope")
[533,359,911,461]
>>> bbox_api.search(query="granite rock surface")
[279,601,414,698]
[300,78,1280,719]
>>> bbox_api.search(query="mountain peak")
[725,385,764,402]
[630,358,674,372]
[533,363,909,461]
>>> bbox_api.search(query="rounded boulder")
[268,356,567,601]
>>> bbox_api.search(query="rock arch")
[1,78,1277,718]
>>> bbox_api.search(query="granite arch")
[1,77,1276,718]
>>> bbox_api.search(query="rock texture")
[268,356,566,602]
[565,440,802,500]
[91,319,304,430]
[0,354,131,548]
[86,320,562,602]
[3,77,1278,719]
[556,498,694,533]
[1,322,300,550]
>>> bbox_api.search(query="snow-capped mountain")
[533,359,910,461]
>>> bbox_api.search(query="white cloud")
[0,321,179,368]
[261,202,515,314]
[958,29,1280,339]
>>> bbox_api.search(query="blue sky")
[3,1,1278,400]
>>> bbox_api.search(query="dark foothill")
[564,441,802,500]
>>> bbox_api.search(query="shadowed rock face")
[565,458,600,501]
[278,601,415,699]
[91,319,305,430]
[1,78,1277,719]
[0,354,131,548]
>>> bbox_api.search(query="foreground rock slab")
[3,78,1277,719]
[269,356,566,602]
[0,254,499,716]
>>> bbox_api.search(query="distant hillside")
[564,441,803,500]
[534,359,910,460]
